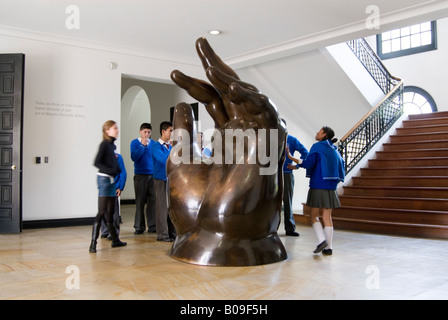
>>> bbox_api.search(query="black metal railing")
[339,82,404,173]
[339,38,405,174]
[346,38,401,94]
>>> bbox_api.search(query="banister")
[346,38,400,94]
[341,80,403,142]
[339,38,404,174]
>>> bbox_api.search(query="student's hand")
[141,137,149,146]
[167,38,287,266]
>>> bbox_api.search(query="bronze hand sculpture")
[168,38,287,266]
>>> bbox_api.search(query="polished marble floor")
[0,205,447,300]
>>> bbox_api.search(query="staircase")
[333,111,448,239]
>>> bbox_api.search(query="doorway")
[120,85,151,201]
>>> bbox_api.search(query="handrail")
[341,80,403,141]
[339,38,405,174]
[346,38,401,94]
[338,82,404,173]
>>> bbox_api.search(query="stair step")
[382,140,448,151]
[332,217,448,239]
[351,176,448,187]
[333,206,448,226]
[368,157,448,168]
[389,132,448,143]
[360,166,448,176]
[375,149,448,159]
[402,117,448,128]
[343,186,448,198]
[396,124,448,134]
[408,111,448,120]
[339,195,448,211]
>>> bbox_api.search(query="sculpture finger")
[171,70,228,127]
[206,66,258,94]
[170,103,201,164]
[229,82,278,119]
[196,37,240,80]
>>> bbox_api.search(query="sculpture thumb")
[171,103,201,164]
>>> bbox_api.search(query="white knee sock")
[324,227,333,249]
[312,222,326,243]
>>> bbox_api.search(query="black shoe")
[101,234,109,238]
[286,231,300,237]
[157,238,174,242]
[134,230,144,235]
[322,249,333,256]
[89,240,97,253]
[313,241,328,254]
[111,240,127,248]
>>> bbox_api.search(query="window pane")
[401,36,411,50]
[403,92,414,104]
[414,93,428,107]
[404,103,421,115]
[391,29,401,39]
[392,38,401,52]
[421,102,432,113]
[382,31,391,40]
[382,40,392,54]
[401,27,410,36]
[411,34,421,48]
[421,31,432,46]
[421,22,431,32]
[410,24,421,34]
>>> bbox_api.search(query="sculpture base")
[169,229,287,266]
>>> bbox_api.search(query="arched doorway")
[120,86,151,201]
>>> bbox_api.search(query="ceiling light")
[209,30,221,35]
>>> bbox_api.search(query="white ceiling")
[1,0,448,68]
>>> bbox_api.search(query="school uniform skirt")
[97,174,116,197]
[306,188,341,209]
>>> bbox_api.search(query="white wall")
[0,31,202,221]
[365,17,448,111]
[326,42,385,107]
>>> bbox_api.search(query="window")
[377,21,437,60]
[403,86,437,115]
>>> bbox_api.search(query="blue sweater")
[130,138,155,175]
[283,135,309,173]
[115,153,127,191]
[299,140,345,190]
[151,141,171,181]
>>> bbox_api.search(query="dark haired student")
[288,126,345,256]
[151,121,176,242]
[130,123,157,234]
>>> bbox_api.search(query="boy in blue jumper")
[282,120,309,237]
[151,121,176,241]
[130,123,156,234]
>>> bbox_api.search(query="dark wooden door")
[0,54,24,233]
